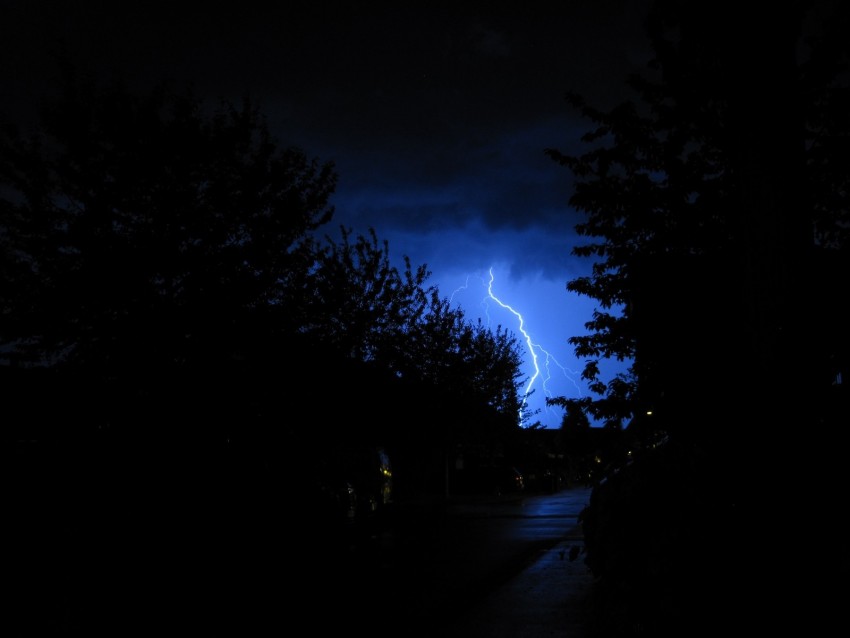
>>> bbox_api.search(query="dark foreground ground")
[12,441,594,637]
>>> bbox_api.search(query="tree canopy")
[1,79,335,374]
[1,76,529,445]
[547,3,850,633]
[547,2,849,449]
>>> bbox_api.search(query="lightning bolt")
[449,266,583,427]
[470,267,583,427]
[484,268,540,424]
[450,274,493,325]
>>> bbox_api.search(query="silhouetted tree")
[547,2,849,451]
[300,225,529,435]
[297,226,433,364]
[546,2,849,634]
[1,73,530,454]
[0,78,336,397]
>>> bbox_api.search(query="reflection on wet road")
[311,487,593,633]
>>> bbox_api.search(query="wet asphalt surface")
[12,471,593,637]
[303,486,595,636]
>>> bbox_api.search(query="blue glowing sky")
[2,1,655,427]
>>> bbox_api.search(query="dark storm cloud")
[324,114,591,231]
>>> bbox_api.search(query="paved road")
[441,488,595,637]
[322,486,595,635]
[12,462,594,637]
[445,536,595,637]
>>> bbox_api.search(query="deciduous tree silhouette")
[546,2,849,634]
[0,78,336,412]
[5,71,533,635]
[1,74,529,452]
[296,224,529,477]
[548,2,848,451]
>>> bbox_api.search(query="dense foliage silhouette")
[4,74,537,634]
[1,75,528,446]
[548,2,849,634]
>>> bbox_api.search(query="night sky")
[2,1,662,427]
